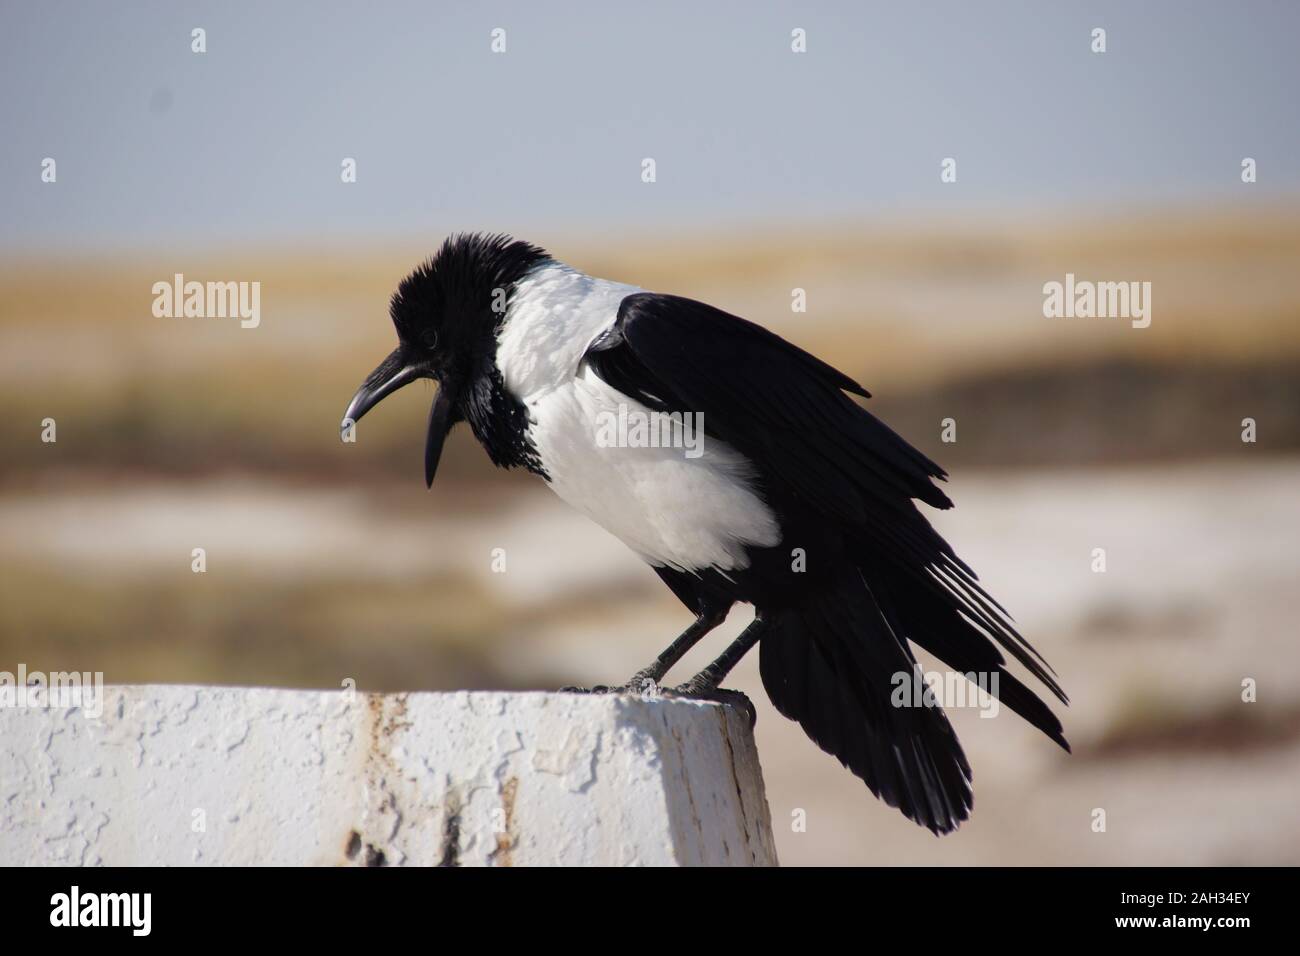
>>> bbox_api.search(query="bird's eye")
[421,329,439,350]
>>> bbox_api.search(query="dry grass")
[3,208,1299,480]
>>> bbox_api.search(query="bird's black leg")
[674,616,766,696]
[659,618,766,728]
[560,607,728,695]
[624,607,728,690]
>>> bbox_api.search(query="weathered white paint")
[0,686,777,867]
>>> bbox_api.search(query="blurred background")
[3,1,1299,865]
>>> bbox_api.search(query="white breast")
[495,261,638,400]
[497,262,781,572]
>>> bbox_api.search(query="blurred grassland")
[2,207,1296,698]
[2,207,1298,484]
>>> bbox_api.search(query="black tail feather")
[758,579,975,835]
[865,559,1071,752]
[757,553,1069,834]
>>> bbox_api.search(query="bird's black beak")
[342,349,420,429]
[421,385,455,489]
[342,348,456,489]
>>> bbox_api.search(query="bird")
[342,232,1069,834]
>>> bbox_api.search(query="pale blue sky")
[2,0,1297,253]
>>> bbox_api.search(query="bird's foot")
[559,677,756,727]
[558,673,660,698]
[660,684,757,729]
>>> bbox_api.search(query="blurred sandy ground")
[2,209,1299,864]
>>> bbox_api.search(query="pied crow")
[342,232,1069,834]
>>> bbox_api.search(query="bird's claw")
[659,684,758,729]
[558,680,756,728]
[557,677,657,697]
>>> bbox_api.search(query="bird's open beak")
[420,385,455,488]
[342,348,456,488]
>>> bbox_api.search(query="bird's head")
[341,232,550,486]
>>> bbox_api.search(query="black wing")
[587,293,955,514]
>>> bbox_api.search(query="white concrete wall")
[0,686,777,866]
